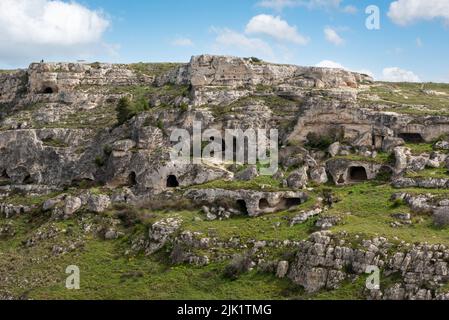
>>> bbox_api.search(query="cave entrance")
[259,198,270,210]
[23,174,33,185]
[284,198,303,207]
[277,197,304,210]
[398,133,425,143]
[1,169,9,179]
[166,175,179,188]
[128,172,137,186]
[349,167,368,182]
[236,200,248,215]
[337,175,345,184]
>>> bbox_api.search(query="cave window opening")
[398,133,425,143]
[43,87,55,94]
[349,167,368,181]
[259,198,270,210]
[237,200,248,215]
[285,198,303,207]
[23,174,33,185]
[166,175,179,188]
[1,169,9,179]
[128,172,137,186]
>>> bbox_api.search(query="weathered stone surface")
[287,167,308,189]
[235,165,259,181]
[382,137,405,152]
[288,231,449,299]
[310,167,328,184]
[328,142,341,158]
[146,218,182,255]
[276,261,289,278]
[185,188,308,217]
[63,196,82,216]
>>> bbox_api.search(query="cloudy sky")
[0,0,448,82]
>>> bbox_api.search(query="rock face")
[185,188,308,217]
[327,158,386,185]
[0,54,447,196]
[2,54,449,300]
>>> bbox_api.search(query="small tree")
[116,97,133,125]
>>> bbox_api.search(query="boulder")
[146,218,182,254]
[235,165,258,181]
[310,167,328,184]
[287,167,308,189]
[63,196,82,217]
[87,194,111,213]
[382,137,405,152]
[328,142,341,158]
[276,261,289,278]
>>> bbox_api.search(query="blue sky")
[0,0,448,82]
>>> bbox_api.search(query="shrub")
[116,97,133,125]
[248,57,262,64]
[305,132,333,150]
[391,198,406,209]
[179,102,189,112]
[95,155,106,167]
[103,145,113,156]
[116,96,150,125]
[115,206,142,228]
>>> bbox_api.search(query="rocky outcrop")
[326,158,386,185]
[146,217,183,255]
[288,231,449,300]
[185,188,308,217]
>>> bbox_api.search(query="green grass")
[192,176,287,192]
[362,82,449,115]
[406,167,449,179]
[333,152,393,165]
[320,182,449,245]
[405,143,435,155]
[129,63,182,78]
[42,138,69,148]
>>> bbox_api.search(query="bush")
[116,97,133,125]
[116,96,150,125]
[305,132,333,150]
[115,206,142,228]
[433,207,449,227]
[95,155,106,167]
[103,145,113,156]
[391,198,405,209]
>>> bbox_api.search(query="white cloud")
[382,67,421,82]
[245,14,309,45]
[257,0,299,11]
[324,27,344,45]
[315,60,345,69]
[416,37,423,47]
[0,0,111,65]
[257,0,356,13]
[342,5,357,14]
[388,0,449,26]
[211,27,274,58]
[171,37,194,47]
[315,60,375,78]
